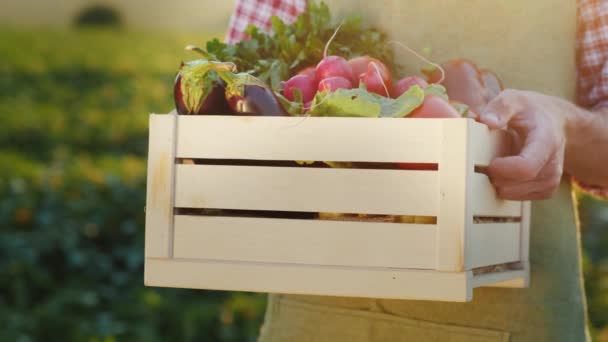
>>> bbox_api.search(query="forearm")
[564,105,608,186]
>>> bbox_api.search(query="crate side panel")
[173,215,437,269]
[174,164,439,216]
[468,223,521,269]
[145,114,177,258]
[470,173,521,217]
[145,258,471,301]
[175,116,442,163]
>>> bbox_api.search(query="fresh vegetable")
[315,56,355,84]
[220,72,288,116]
[281,74,316,103]
[348,56,376,78]
[205,1,399,89]
[408,94,461,118]
[426,59,502,114]
[173,60,236,114]
[298,67,317,80]
[318,76,353,92]
[392,76,428,98]
[359,61,392,97]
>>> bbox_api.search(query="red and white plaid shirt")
[225,0,306,44]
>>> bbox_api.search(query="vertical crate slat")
[144,114,177,259]
[436,120,471,271]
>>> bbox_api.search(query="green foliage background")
[1,28,607,341]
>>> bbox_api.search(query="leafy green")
[308,86,425,118]
[205,1,399,89]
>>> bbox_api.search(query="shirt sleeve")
[225,0,307,44]
[576,0,608,109]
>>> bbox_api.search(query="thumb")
[479,90,519,129]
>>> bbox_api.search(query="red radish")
[349,56,374,78]
[318,76,353,92]
[315,56,354,84]
[298,67,317,80]
[426,59,487,114]
[281,74,316,103]
[392,76,428,98]
[408,94,461,118]
[359,61,391,96]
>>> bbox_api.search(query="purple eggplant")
[173,58,236,115]
[220,72,288,116]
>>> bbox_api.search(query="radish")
[298,67,317,80]
[348,56,375,79]
[359,61,392,97]
[392,76,428,98]
[314,22,355,84]
[281,74,316,103]
[315,56,354,84]
[408,94,461,118]
[318,76,353,92]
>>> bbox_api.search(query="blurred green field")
[1,28,608,341]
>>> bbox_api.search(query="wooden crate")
[144,113,530,302]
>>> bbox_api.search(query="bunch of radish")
[280,25,464,118]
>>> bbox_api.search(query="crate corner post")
[436,119,472,272]
[144,113,178,287]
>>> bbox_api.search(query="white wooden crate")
[144,113,530,302]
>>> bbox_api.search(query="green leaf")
[381,85,425,118]
[424,84,448,100]
[309,89,381,117]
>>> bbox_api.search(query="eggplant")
[173,58,236,115]
[221,72,288,116]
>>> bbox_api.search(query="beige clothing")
[259,1,590,341]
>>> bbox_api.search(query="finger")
[479,90,524,129]
[487,124,555,182]
[495,175,561,200]
[490,149,561,187]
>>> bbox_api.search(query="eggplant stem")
[323,21,344,58]
[386,41,445,84]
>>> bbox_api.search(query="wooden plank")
[173,215,437,269]
[487,262,530,288]
[174,164,439,216]
[520,201,531,262]
[145,114,177,258]
[145,258,472,301]
[470,173,522,217]
[436,119,470,271]
[469,120,511,166]
[467,223,521,269]
[175,116,442,163]
[471,267,529,288]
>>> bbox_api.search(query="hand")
[478,89,568,200]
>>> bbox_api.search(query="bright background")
[1,1,608,341]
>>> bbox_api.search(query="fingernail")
[482,112,500,126]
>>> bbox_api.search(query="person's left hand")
[478,89,568,200]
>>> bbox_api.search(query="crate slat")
[145,114,177,258]
[173,215,437,269]
[174,164,439,216]
[470,173,522,217]
[471,266,529,288]
[175,116,442,163]
[467,223,521,269]
[145,258,472,301]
